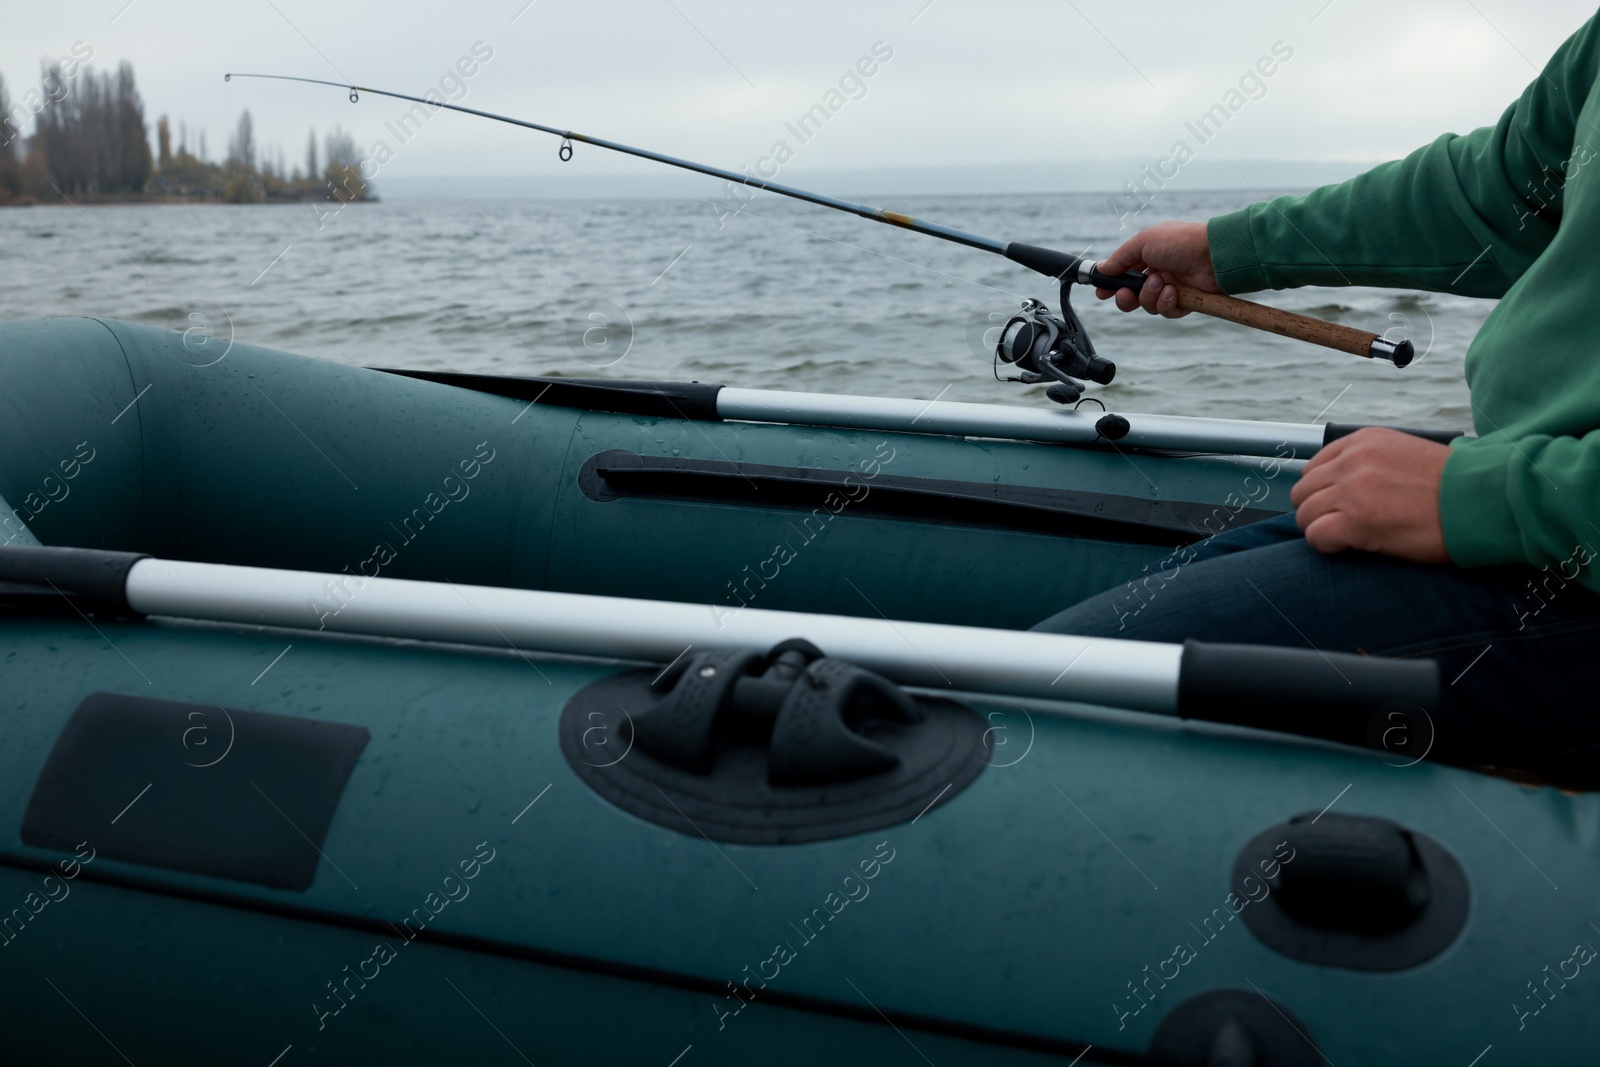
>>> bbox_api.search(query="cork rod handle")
[1085,263,1413,367]
[1175,285,1400,360]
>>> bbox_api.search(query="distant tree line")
[0,61,371,206]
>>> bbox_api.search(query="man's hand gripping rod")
[1004,243,1414,367]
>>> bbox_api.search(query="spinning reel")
[994,280,1116,405]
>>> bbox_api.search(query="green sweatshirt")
[1206,12,1600,589]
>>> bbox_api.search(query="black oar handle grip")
[1323,423,1462,447]
[0,545,148,615]
[1177,640,1440,756]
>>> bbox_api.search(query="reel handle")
[1087,265,1414,367]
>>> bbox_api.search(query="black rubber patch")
[21,693,370,891]
[560,668,989,845]
[1232,812,1469,972]
[1149,989,1323,1066]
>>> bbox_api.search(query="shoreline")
[0,196,378,208]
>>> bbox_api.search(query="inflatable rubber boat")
[2,318,1595,1065]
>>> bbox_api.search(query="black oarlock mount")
[1231,812,1469,972]
[558,639,991,844]
[632,638,921,787]
[994,279,1116,405]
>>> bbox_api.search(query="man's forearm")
[1206,14,1597,297]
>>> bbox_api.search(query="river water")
[0,188,1490,429]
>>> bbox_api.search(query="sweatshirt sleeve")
[1433,122,1600,584]
[1440,428,1600,576]
[1205,13,1600,297]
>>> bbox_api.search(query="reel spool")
[995,281,1115,405]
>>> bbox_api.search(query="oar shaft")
[715,387,1328,457]
[123,557,1180,711]
[0,545,1441,751]
[382,372,1463,454]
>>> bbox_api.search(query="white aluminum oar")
[2,546,1438,754]
[381,373,1465,460]
[717,387,1331,457]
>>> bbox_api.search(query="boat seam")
[87,318,145,549]
[0,845,1151,1065]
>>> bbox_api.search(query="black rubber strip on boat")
[378,369,724,420]
[579,449,1280,546]
[0,545,147,615]
[0,846,1155,1066]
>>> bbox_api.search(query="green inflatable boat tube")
[1,318,1596,1065]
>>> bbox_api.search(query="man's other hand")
[1290,427,1452,563]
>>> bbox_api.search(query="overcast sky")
[3,0,1595,182]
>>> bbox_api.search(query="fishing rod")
[225,72,1415,404]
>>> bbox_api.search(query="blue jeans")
[1032,514,1600,780]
